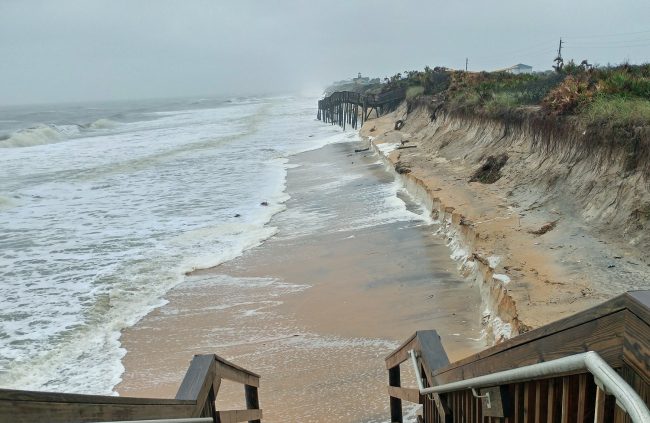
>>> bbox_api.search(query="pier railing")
[1,353,262,423]
[386,290,650,422]
[317,87,406,130]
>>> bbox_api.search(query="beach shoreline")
[117,137,485,422]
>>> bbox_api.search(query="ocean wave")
[0,124,65,148]
[0,124,79,148]
[87,118,117,130]
[0,118,120,148]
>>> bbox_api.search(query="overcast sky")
[1,0,649,105]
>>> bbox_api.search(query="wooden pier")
[317,87,406,130]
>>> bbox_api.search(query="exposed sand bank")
[360,102,650,342]
[118,141,484,422]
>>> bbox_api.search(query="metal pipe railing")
[409,350,650,423]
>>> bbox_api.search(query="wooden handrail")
[432,290,650,385]
[385,290,650,422]
[2,353,262,423]
[384,330,452,423]
[175,354,261,421]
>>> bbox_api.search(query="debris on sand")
[395,161,411,174]
[529,220,558,235]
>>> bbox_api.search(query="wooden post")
[245,385,261,423]
[576,374,587,422]
[560,377,570,423]
[593,386,606,423]
[389,365,402,423]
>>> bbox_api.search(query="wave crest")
[88,118,117,129]
[0,124,80,148]
[0,118,118,149]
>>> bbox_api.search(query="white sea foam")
[0,96,347,394]
[493,273,511,285]
[488,255,501,268]
[376,142,400,155]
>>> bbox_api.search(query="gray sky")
[2,0,650,105]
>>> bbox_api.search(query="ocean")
[0,95,435,396]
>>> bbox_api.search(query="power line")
[564,28,650,40]
[568,38,650,48]
[569,42,650,49]
[470,39,554,61]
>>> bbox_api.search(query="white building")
[504,63,533,74]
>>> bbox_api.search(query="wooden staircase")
[1,354,261,423]
[2,291,649,422]
[385,290,650,423]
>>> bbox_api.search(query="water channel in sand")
[118,137,484,422]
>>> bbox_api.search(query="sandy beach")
[118,139,484,422]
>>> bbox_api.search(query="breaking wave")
[0,124,73,148]
[0,119,119,148]
[87,118,117,130]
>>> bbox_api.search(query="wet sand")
[118,140,483,422]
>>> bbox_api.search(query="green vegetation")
[583,96,650,127]
[543,64,650,127]
[379,63,650,129]
[445,71,564,114]
[405,85,425,100]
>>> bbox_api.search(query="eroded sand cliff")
[361,101,650,343]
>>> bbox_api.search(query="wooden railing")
[386,290,650,423]
[1,353,262,423]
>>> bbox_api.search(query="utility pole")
[465,58,468,71]
[553,38,564,72]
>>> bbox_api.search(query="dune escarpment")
[361,101,650,343]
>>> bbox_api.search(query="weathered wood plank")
[576,374,587,422]
[546,378,557,423]
[434,293,632,378]
[622,311,650,384]
[244,385,260,423]
[216,361,259,388]
[0,389,194,405]
[0,401,196,423]
[523,381,535,422]
[432,393,452,423]
[175,354,217,417]
[433,311,626,384]
[216,409,262,423]
[385,332,418,369]
[560,377,570,423]
[416,330,450,385]
[387,386,422,404]
[626,290,650,324]
[388,366,403,423]
[594,386,606,423]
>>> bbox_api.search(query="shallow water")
[118,141,484,423]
